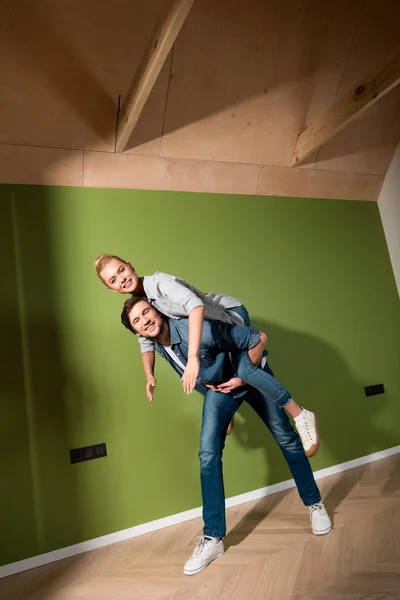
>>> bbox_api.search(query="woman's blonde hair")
[94,253,130,286]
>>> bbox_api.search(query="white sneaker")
[309,502,332,535]
[183,536,224,576]
[294,409,320,457]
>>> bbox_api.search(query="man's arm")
[141,351,156,401]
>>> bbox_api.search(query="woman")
[94,253,319,455]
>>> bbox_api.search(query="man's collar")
[167,319,182,347]
[154,319,181,347]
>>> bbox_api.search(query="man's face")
[100,259,138,294]
[129,300,164,338]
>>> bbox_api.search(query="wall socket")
[364,384,385,397]
[70,443,107,464]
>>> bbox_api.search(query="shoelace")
[193,536,213,556]
[297,420,312,443]
[310,502,324,514]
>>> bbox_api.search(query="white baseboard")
[2,444,399,579]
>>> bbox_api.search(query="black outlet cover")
[70,443,107,464]
[364,384,385,397]
[94,443,107,457]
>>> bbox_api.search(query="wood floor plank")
[1,456,400,600]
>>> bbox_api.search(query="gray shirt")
[138,271,243,353]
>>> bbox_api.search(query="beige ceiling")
[1,0,400,199]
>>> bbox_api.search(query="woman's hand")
[181,356,200,394]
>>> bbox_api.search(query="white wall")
[378,143,400,296]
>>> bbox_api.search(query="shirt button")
[198,377,202,381]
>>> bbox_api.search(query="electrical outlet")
[364,384,385,397]
[70,443,107,464]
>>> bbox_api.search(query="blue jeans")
[200,383,321,538]
[199,305,321,538]
[228,305,293,408]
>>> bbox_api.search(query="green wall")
[1,183,399,566]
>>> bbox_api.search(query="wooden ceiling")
[1,0,400,199]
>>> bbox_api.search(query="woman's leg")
[229,306,319,457]
[236,353,319,456]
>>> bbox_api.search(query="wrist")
[187,353,199,359]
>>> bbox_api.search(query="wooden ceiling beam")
[291,51,400,167]
[116,0,195,153]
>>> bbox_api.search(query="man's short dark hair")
[121,296,148,334]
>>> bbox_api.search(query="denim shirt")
[154,318,260,397]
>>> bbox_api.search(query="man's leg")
[184,388,241,575]
[245,379,331,536]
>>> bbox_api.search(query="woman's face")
[99,259,139,294]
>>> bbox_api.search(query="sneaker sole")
[305,412,320,458]
[183,549,225,576]
[312,524,332,535]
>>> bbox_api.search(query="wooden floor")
[1,455,400,600]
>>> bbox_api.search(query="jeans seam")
[215,411,230,538]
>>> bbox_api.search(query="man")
[121,297,331,576]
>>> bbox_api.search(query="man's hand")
[206,377,245,394]
[146,376,157,402]
[181,356,200,394]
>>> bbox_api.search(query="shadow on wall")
[226,318,399,545]
[0,192,39,571]
[0,188,89,599]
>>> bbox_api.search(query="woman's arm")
[181,306,205,394]
[154,275,206,394]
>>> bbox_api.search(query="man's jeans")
[200,383,321,538]
[200,304,321,538]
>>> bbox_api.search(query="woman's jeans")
[228,305,293,409]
